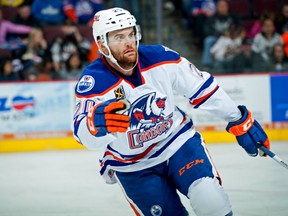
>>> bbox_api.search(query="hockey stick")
[258,145,288,170]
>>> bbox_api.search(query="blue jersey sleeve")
[138,45,181,70]
[75,58,121,98]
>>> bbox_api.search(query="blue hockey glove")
[226,105,270,157]
[86,99,130,137]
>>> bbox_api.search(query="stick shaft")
[258,145,288,170]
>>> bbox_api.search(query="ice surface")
[0,141,287,216]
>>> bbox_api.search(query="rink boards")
[0,73,287,152]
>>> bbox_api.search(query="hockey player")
[73,7,270,216]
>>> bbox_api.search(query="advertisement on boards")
[270,74,288,122]
[0,82,73,138]
[0,73,286,140]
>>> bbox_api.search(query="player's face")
[107,27,138,68]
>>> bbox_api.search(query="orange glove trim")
[228,110,254,136]
[263,139,270,150]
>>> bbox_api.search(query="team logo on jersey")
[114,85,125,99]
[127,92,173,149]
[150,205,162,216]
[77,75,95,93]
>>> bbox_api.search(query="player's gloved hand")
[226,105,270,157]
[87,99,130,137]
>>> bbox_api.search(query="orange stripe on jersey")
[115,174,143,216]
[190,85,219,106]
[205,147,222,185]
[86,103,100,136]
[129,202,142,216]
[104,142,159,163]
[180,116,187,125]
[76,79,123,98]
[140,58,182,72]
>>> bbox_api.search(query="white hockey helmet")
[92,8,141,58]
[92,8,141,71]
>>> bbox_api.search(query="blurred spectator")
[21,28,49,72]
[13,2,40,27]
[11,55,27,80]
[232,38,254,73]
[163,0,190,20]
[275,3,288,34]
[201,0,240,68]
[190,0,216,16]
[251,16,282,71]
[210,23,244,73]
[59,52,83,80]
[231,38,263,73]
[63,0,104,25]
[0,0,25,7]
[245,21,262,40]
[30,0,66,25]
[189,0,217,47]
[27,56,55,81]
[0,57,20,81]
[0,8,32,50]
[22,28,48,59]
[268,43,288,72]
[49,25,90,72]
[245,11,275,39]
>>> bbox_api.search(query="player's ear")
[97,39,109,55]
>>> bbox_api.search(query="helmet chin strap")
[99,41,139,73]
[96,25,142,73]
[108,52,139,73]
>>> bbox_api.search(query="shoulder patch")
[77,75,95,93]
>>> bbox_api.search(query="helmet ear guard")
[135,25,142,41]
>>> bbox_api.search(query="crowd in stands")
[0,0,104,82]
[169,0,288,73]
[1,0,288,82]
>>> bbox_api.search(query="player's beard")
[112,46,138,70]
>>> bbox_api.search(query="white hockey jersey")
[73,45,241,183]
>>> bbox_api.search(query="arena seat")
[229,0,252,19]
[42,25,66,44]
[0,49,12,59]
[78,25,93,42]
[1,6,17,21]
[251,0,278,18]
